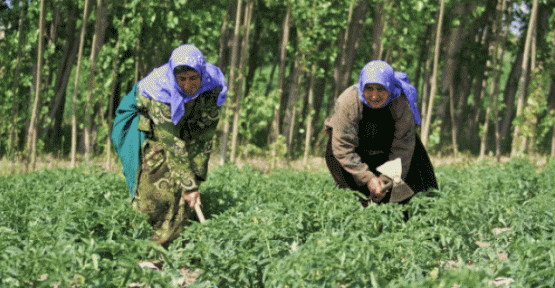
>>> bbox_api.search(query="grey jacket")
[325,85,416,186]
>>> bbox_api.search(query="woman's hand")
[367,177,386,203]
[183,190,200,210]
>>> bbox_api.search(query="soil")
[1,153,551,176]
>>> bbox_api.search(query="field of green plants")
[1,158,554,287]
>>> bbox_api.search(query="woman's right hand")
[368,177,386,203]
[183,190,200,210]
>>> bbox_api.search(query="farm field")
[1,158,554,287]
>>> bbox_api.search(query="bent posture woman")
[112,44,227,246]
[325,60,437,206]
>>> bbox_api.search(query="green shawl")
[111,84,146,197]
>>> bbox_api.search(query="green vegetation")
[0,167,173,287]
[3,0,555,166]
[1,159,554,287]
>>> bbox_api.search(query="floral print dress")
[133,87,221,246]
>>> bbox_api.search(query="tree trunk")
[527,3,555,154]
[454,67,470,139]
[71,0,92,167]
[302,64,316,166]
[499,37,523,149]
[279,61,296,131]
[441,3,469,155]
[264,56,278,96]
[217,0,235,72]
[494,5,512,160]
[511,0,538,157]
[268,5,292,145]
[314,81,330,155]
[106,12,126,170]
[311,59,327,128]
[549,31,555,158]
[525,27,538,156]
[244,9,262,97]
[40,5,61,104]
[550,77,555,157]
[219,0,243,165]
[284,47,304,159]
[552,117,555,158]
[440,2,468,95]
[25,0,46,172]
[421,0,445,148]
[332,1,354,101]
[371,0,387,60]
[333,1,368,101]
[340,1,367,92]
[466,4,496,152]
[83,0,108,163]
[134,38,140,83]
[311,55,329,154]
[469,76,487,152]
[9,0,27,158]
[469,81,485,151]
[41,2,79,150]
[448,85,458,155]
[383,47,392,64]
[480,0,508,159]
[230,0,253,163]
[420,50,433,136]
[413,24,433,103]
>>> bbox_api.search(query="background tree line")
[1,0,554,171]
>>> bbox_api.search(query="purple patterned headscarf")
[137,44,227,125]
[357,60,421,124]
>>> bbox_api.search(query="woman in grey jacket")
[325,60,437,206]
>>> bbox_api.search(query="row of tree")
[1,0,554,171]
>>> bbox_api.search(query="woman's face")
[363,83,389,108]
[175,70,201,96]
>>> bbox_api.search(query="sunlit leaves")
[0,168,177,286]
[1,158,554,286]
[165,159,554,287]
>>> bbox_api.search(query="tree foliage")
[1,0,554,163]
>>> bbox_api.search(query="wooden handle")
[194,201,206,223]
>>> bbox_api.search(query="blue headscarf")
[357,60,421,124]
[137,44,227,125]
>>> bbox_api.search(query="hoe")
[376,158,415,203]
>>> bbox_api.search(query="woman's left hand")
[368,177,386,203]
[183,190,200,210]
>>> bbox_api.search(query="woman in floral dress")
[112,44,227,246]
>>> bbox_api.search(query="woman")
[111,44,227,246]
[325,60,437,206]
